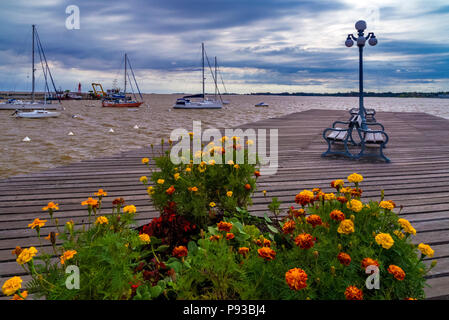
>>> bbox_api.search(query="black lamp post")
[345,20,377,129]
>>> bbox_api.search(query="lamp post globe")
[345,38,354,47]
[369,36,377,46]
[355,20,367,31]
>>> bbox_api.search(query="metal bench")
[349,107,376,122]
[354,122,390,162]
[321,115,361,159]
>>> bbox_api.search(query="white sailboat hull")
[0,102,61,110]
[15,110,61,118]
[174,100,223,109]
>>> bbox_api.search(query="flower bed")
[1,140,435,300]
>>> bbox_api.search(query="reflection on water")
[0,94,448,178]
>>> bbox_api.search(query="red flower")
[294,233,314,249]
[337,196,348,204]
[254,170,261,177]
[282,220,296,234]
[217,221,233,232]
[226,233,235,240]
[345,285,363,300]
[330,210,345,222]
[337,252,351,266]
[306,214,322,228]
[172,246,188,258]
[166,185,175,195]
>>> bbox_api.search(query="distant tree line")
[249,91,449,98]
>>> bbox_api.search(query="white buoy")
[22,136,31,142]
[68,131,74,136]
[133,125,139,129]
[108,128,114,133]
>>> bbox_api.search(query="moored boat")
[13,110,60,118]
[255,102,269,107]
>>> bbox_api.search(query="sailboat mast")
[202,43,205,101]
[214,56,217,99]
[124,53,127,95]
[32,25,35,102]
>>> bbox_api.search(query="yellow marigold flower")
[188,132,194,137]
[198,163,207,173]
[347,173,363,183]
[324,193,336,201]
[398,218,416,235]
[209,202,216,208]
[340,187,352,194]
[285,268,308,290]
[66,220,74,227]
[28,218,47,229]
[346,199,363,212]
[95,216,109,225]
[42,201,59,211]
[123,205,137,214]
[208,159,216,165]
[141,158,150,165]
[94,189,107,197]
[227,160,234,165]
[220,136,229,142]
[147,186,155,195]
[232,136,240,142]
[157,179,165,184]
[379,200,394,211]
[233,164,240,169]
[185,167,191,172]
[418,243,434,258]
[139,233,151,243]
[375,233,394,249]
[246,139,254,145]
[226,191,233,197]
[2,276,22,296]
[60,250,77,265]
[139,176,148,184]
[12,290,28,300]
[337,219,355,235]
[174,173,180,180]
[394,230,405,239]
[16,247,38,265]
[81,197,98,207]
[331,179,344,189]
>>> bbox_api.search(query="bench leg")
[356,143,390,163]
[321,139,355,159]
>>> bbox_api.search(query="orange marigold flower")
[345,285,363,300]
[263,238,271,247]
[337,196,348,204]
[94,189,107,197]
[292,208,306,218]
[28,218,47,229]
[254,170,261,177]
[60,250,77,265]
[244,183,251,190]
[209,235,221,241]
[11,246,22,257]
[404,297,417,300]
[306,214,322,228]
[312,188,322,194]
[330,179,344,190]
[330,210,345,222]
[337,252,351,266]
[81,197,98,207]
[188,186,198,192]
[257,247,276,261]
[172,246,188,258]
[217,221,233,232]
[361,258,379,270]
[388,265,406,281]
[282,220,296,234]
[294,190,315,206]
[238,247,249,257]
[285,268,308,290]
[12,290,28,300]
[294,233,314,249]
[166,185,175,195]
[42,201,59,211]
[226,233,235,240]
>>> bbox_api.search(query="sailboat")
[173,43,223,109]
[102,53,143,108]
[1,25,61,115]
[213,56,230,105]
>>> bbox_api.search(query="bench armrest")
[332,120,351,128]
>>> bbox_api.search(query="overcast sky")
[0,0,448,94]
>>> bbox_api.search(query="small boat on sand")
[255,102,269,107]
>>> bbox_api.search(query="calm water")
[0,94,448,178]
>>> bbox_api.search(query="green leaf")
[264,213,272,223]
[155,245,170,252]
[167,261,182,273]
[187,241,198,255]
[267,224,279,234]
[149,285,163,298]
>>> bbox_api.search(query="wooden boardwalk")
[1,109,449,299]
